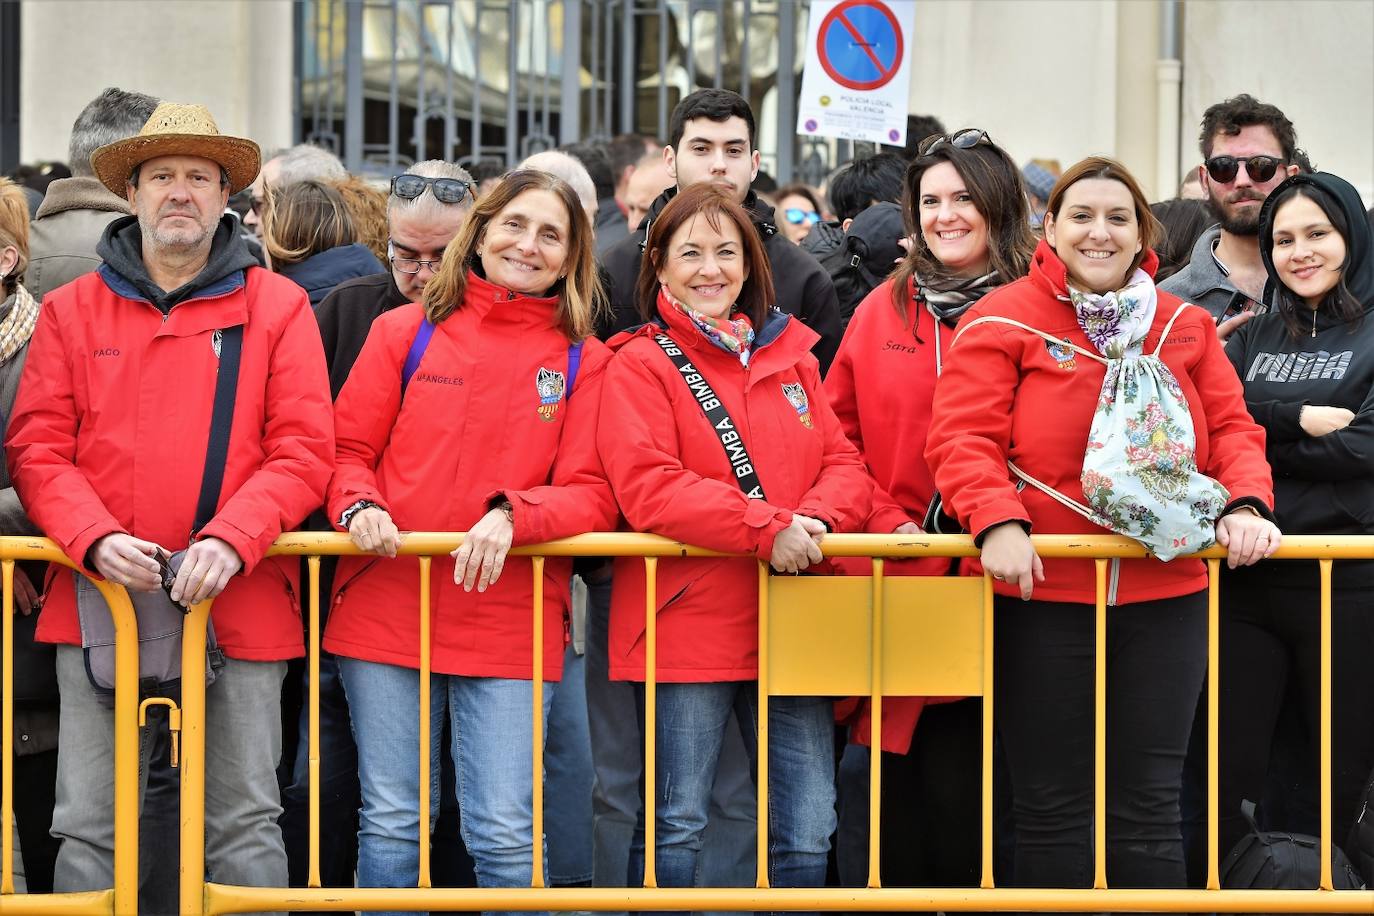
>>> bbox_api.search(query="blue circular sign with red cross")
[818,0,905,92]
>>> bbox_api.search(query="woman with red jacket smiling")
[925,157,1279,893]
[325,169,616,907]
[825,129,1036,889]
[597,183,871,892]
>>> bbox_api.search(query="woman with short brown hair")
[599,182,872,891]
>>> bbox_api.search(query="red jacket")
[599,294,873,682]
[826,278,968,753]
[925,241,1274,605]
[6,266,334,661]
[324,272,616,680]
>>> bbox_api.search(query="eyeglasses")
[784,207,821,226]
[388,239,443,275]
[390,173,471,204]
[917,128,991,157]
[1204,155,1285,184]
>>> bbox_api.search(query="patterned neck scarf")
[916,269,1002,327]
[1068,268,1158,359]
[663,286,756,365]
[0,282,40,364]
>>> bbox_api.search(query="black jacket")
[314,271,409,399]
[279,242,385,308]
[596,187,843,372]
[1226,171,1374,584]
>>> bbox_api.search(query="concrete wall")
[18,0,1373,205]
[1180,0,1374,203]
[19,0,295,169]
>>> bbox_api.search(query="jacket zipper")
[1107,558,1121,606]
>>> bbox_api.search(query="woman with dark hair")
[925,156,1279,892]
[263,179,383,306]
[824,128,1035,889]
[1149,197,1211,283]
[774,183,825,245]
[1220,171,1374,865]
[597,182,871,891]
[325,169,616,909]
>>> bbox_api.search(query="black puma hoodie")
[1225,172,1374,582]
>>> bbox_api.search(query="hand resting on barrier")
[769,514,826,574]
[451,506,514,593]
[90,532,165,592]
[171,537,243,605]
[348,506,401,558]
[980,522,1044,601]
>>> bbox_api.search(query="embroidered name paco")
[93,347,120,357]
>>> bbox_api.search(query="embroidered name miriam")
[1244,349,1352,383]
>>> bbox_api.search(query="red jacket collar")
[461,268,562,326]
[1028,237,1160,300]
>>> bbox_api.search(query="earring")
[476,248,484,257]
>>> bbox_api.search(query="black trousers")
[876,698,984,889]
[994,591,1206,898]
[1213,573,1374,864]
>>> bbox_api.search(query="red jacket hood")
[1027,237,1160,301]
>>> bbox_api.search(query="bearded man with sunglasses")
[1161,94,1302,341]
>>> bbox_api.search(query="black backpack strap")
[652,334,766,501]
[193,325,244,535]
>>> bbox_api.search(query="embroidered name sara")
[1244,349,1353,383]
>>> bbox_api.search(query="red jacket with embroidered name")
[6,266,334,661]
[598,292,873,682]
[324,271,616,680]
[924,241,1274,605]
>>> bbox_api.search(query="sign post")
[796,0,916,146]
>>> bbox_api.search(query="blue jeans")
[338,657,553,916]
[544,644,593,885]
[630,682,835,892]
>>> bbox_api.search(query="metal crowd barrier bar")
[46,531,1374,914]
[0,538,141,915]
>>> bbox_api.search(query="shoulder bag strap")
[953,315,1110,366]
[566,340,584,396]
[1150,303,1192,357]
[652,334,766,501]
[193,325,244,535]
[400,317,437,395]
[1007,460,1098,524]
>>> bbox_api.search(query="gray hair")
[519,150,596,220]
[387,159,476,220]
[68,87,160,178]
[273,144,347,188]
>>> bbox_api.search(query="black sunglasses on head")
[917,128,991,157]
[1204,155,1285,184]
[390,173,471,204]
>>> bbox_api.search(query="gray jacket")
[1159,225,1273,321]
[25,177,130,302]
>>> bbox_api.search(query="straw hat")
[91,102,261,198]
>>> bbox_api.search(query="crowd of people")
[2,81,1374,916]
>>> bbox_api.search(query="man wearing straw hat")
[4,102,334,902]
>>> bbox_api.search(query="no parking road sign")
[818,0,905,91]
[797,0,915,146]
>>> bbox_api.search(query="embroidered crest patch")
[536,366,566,421]
[781,382,813,428]
[1046,338,1077,371]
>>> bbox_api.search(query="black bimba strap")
[652,334,766,501]
[194,325,244,535]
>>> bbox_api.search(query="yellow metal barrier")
[7,533,1374,913]
[0,539,144,915]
